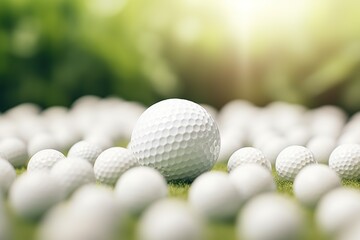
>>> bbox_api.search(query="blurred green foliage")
[1,0,360,112]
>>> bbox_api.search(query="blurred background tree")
[1,0,360,113]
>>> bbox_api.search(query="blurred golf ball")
[138,199,203,240]
[0,158,16,195]
[188,171,240,221]
[0,137,28,167]
[293,164,341,207]
[238,193,305,240]
[9,171,64,219]
[131,99,220,181]
[50,157,95,196]
[229,164,276,203]
[114,166,167,215]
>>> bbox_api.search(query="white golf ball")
[39,186,119,240]
[138,199,203,240]
[50,157,95,196]
[0,194,11,240]
[94,147,138,186]
[293,164,341,207]
[337,218,360,240]
[27,149,65,172]
[0,158,16,195]
[131,99,220,181]
[229,164,276,203]
[114,166,167,215]
[276,145,317,181]
[238,193,305,240]
[316,188,360,235]
[188,171,241,221]
[0,137,28,167]
[227,147,271,172]
[27,133,59,157]
[306,136,337,164]
[9,171,64,219]
[329,144,360,180]
[260,136,289,165]
[67,141,102,165]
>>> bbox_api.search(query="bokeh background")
[1,0,360,113]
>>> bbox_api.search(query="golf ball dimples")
[138,199,203,240]
[0,158,16,195]
[276,145,316,181]
[329,144,360,180]
[227,147,271,172]
[67,141,102,165]
[238,193,305,240]
[9,171,64,219]
[131,99,220,181]
[50,157,95,196]
[27,149,65,172]
[94,147,138,186]
[293,164,341,208]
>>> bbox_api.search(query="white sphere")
[188,171,241,221]
[138,199,203,240]
[227,147,271,172]
[67,141,102,165]
[27,149,65,172]
[0,158,16,195]
[316,188,360,235]
[131,99,220,181]
[293,164,341,207]
[276,145,317,181]
[94,147,138,186]
[329,144,360,180]
[9,171,64,219]
[229,164,276,203]
[27,133,59,157]
[338,218,360,240]
[0,137,28,167]
[50,157,95,196]
[114,167,167,215]
[238,193,305,240]
[306,136,337,164]
[84,133,114,151]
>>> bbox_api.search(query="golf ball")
[0,158,16,195]
[130,99,220,181]
[114,166,167,215]
[316,188,360,235]
[238,193,305,240]
[27,133,59,157]
[94,147,138,186]
[138,199,203,240]
[329,144,360,180]
[293,164,341,207]
[188,171,241,221]
[50,157,95,196]
[306,136,336,164]
[227,147,271,172]
[27,149,65,172]
[276,145,317,181]
[67,141,102,165]
[9,171,64,219]
[0,137,28,167]
[229,164,276,203]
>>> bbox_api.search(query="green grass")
[6,163,360,240]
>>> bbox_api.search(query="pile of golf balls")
[1,96,360,240]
